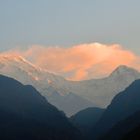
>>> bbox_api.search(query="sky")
[0,0,140,80]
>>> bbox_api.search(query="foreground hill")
[70,107,105,136]
[0,75,82,140]
[123,125,140,140]
[102,111,140,140]
[91,79,140,140]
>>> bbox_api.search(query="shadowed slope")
[91,79,140,140]
[0,75,82,140]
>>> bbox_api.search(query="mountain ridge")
[0,54,140,115]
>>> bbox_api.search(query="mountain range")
[0,54,140,139]
[0,54,140,116]
[0,54,95,116]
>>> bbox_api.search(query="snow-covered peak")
[110,65,140,77]
[0,54,41,71]
[0,53,140,111]
[0,54,67,87]
[0,54,26,62]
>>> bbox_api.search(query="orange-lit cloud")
[3,43,140,80]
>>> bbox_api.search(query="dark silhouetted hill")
[91,79,140,140]
[0,75,82,140]
[101,111,140,140]
[71,107,104,137]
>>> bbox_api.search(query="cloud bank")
[9,43,139,81]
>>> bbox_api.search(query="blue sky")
[0,0,140,54]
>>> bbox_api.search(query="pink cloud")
[3,43,140,80]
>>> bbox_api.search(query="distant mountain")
[101,111,140,140]
[70,107,105,136]
[0,75,82,140]
[0,54,140,116]
[91,79,140,140]
[47,86,95,116]
[66,65,140,107]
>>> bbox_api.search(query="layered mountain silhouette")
[0,55,140,140]
[0,75,82,140]
[0,55,140,116]
[91,79,140,140]
[70,107,105,137]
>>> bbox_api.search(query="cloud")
[3,43,140,80]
